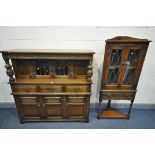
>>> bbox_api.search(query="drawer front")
[45,96,61,103]
[12,85,37,93]
[68,96,85,103]
[39,85,62,93]
[20,96,37,103]
[12,85,63,93]
[66,85,88,93]
[12,84,89,93]
[101,92,135,100]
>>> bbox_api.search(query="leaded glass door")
[104,46,125,87]
[121,47,142,87]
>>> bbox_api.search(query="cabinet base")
[20,118,89,124]
[97,107,128,119]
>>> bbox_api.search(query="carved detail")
[87,61,93,82]
[62,96,68,118]
[101,93,135,100]
[4,58,15,82]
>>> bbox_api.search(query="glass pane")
[107,49,122,85]
[36,61,49,75]
[123,49,140,85]
[111,49,122,66]
[55,61,68,75]
[128,49,140,67]
[108,68,119,84]
[123,68,136,85]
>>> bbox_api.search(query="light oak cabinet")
[1,49,94,123]
[98,36,151,119]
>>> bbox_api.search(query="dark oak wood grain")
[98,36,151,119]
[1,49,94,123]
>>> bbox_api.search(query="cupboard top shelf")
[0,49,95,54]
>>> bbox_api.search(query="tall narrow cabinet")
[97,36,151,119]
[1,49,95,123]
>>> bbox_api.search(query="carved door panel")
[66,96,86,118]
[20,97,41,119]
[44,97,63,118]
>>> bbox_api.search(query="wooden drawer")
[20,96,37,104]
[66,85,88,93]
[101,92,135,100]
[39,85,62,93]
[13,85,37,93]
[44,96,61,103]
[12,84,63,93]
[12,84,89,93]
[68,96,85,103]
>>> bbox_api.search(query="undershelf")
[97,107,128,119]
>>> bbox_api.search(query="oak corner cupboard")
[97,36,151,119]
[0,49,95,123]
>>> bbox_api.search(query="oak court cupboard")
[1,49,95,123]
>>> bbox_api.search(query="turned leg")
[20,119,24,124]
[107,100,111,108]
[84,116,89,123]
[87,60,93,82]
[98,101,102,114]
[3,57,15,82]
[98,92,102,113]
[127,100,134,119]
[97,92,103,119]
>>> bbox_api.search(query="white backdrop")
[0,26,155,105]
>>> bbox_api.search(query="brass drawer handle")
[37,104,40,107]
[43,104,46,107]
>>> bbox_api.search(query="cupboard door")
[44,97,63,118]
[67,96,86,118]
[104,46,126,87]
[20,97,41,118]
[121,47,145,87]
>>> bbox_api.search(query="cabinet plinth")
[98,36,151,119]
[1,49,95,123]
